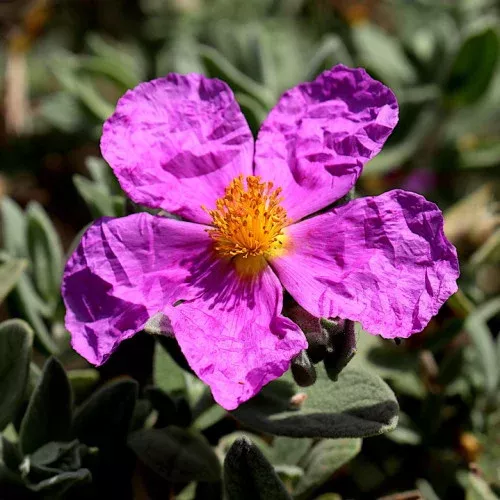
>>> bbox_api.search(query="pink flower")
[62,66,459,410]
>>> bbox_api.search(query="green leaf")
[465,298,500,397]
[26,469,91,495]
[73,379,137,450]
[192,403,226,431]
[38,92,86,133]
[478,410,500,486]
[51,59,114,121]
[24,440,90,493]
[460,142,500,169]
[29,440,82,469]
[128,426,221,483]
[294,438,362,498]
[20,358,73,455]
[236,92,268,134]
[465,472,499,500]
[353,334,426,399]
[232,365,398,439]
[352,23,416,89]
[25,202,63,305]
[217,432,274,463]
[0,258,27,304]
[85,157,121,196]
[11,276,60,355]
[416,478,441,500]
[445,25,499,106]
[1,197,27,257]
[198,44,275,109]
[366,108,438,174]
[73,175,124,219]
[84,33,145,89]
[67,369,100,403]
[305,35,353,81]
[224,437,291,500]
[272,437,311,466]
[153,341,186,395]
[0,320,33,431]
[386,412,422,446]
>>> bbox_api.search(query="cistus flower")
[62,65,459,410]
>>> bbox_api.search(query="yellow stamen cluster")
[205,175,288,272]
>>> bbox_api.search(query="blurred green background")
[0,1,499,499]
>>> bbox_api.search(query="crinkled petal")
[163,261,307,410]
[101,73,254,223]
[62,213,212,365]
[271,190,459,338]
[254,65,398,222]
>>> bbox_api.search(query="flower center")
[204,175,288,275]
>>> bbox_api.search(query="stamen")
[204,175,289,273]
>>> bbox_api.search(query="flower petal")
[254,65,398,221]
[101,73,254,223]
[163,261,307,410]
[271,190,459,338]
[62,214,212,365]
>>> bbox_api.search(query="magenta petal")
[163,261,307,410]
[271,190,459,338]
[254,65,398,222]
[101,73,254,223]
[62,214,212,365]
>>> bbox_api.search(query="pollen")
[204,175,289,273]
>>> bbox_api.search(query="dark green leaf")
[1,436,23,471]
[73,379,137,450]
[195,481,223,500]
[144,387,176,428]
[0,320,33,431]
[128,426,221,483]
[20,358,72,455]
[445,25,499,106]
[224,437,291,500]
[294,438,361,498]
[232,365,398,438]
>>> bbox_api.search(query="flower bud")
[323,319,357,381]
[291,350,317,387]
